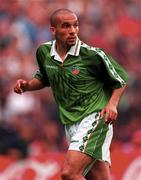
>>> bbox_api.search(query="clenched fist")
[14,79,28,94]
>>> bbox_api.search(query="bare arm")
[100,85,127,124]
[14,78,45,94]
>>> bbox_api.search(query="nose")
[69,25,76,34]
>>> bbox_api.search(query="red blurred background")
[0,0,141,179]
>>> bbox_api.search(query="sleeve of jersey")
[95,49,128,89]
[34,47,50,87]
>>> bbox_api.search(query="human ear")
[50,26,56,35]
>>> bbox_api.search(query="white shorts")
[65,112,113,166]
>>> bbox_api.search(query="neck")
[55,42,70,61]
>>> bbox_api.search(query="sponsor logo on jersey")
[71,65,80,75]
[45,65,58,69]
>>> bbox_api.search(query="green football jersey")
[34,39,128,125]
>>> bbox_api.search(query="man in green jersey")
[14,9,128,180]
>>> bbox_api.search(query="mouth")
[68,36,76,40]
[67,37,77,43]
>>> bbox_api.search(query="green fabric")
[34,40,128,125]
[83,117,109,160]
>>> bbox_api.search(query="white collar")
[50,38,81,62]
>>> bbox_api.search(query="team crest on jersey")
[71,65,80,75]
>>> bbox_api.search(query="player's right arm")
[14,78,45,94]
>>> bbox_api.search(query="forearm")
[100,85,127,123]
[25,78,45,91]
[108,85,127,107]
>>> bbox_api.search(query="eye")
[62,23,70,28]
[74,22,79,28]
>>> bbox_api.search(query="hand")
[14,79,28,94]
[100,104,118,124]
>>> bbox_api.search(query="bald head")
[50,9,77,27]
[50,9,79,47]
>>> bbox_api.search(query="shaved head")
[50,9,77,27]
[50,8,79,48]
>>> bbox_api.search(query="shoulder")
[79,42,105,65]
[80,42,105,60]
[36,41,52,62]
[80,42,117,65]
[80,42,103,54]
[36,41,52,54]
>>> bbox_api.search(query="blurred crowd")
[0,0,141,158]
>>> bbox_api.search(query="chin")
[68,41,76,46]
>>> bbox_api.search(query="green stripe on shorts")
[82,118,109,160]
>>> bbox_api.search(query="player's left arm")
[97,53,128,124]
[90,51,128,124]
[100,84,127,124]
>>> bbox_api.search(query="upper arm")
[34,46,50,87]
[87,50,128,89]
